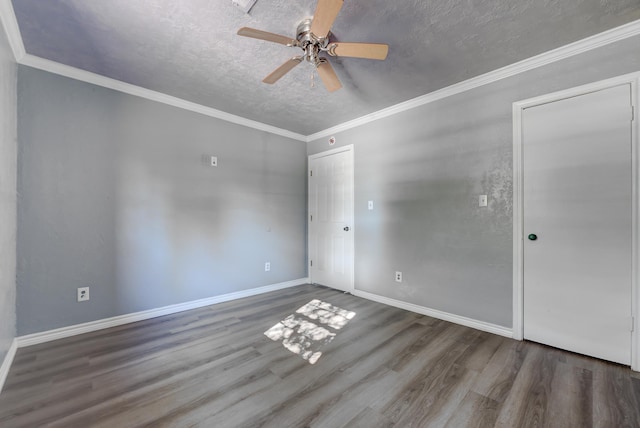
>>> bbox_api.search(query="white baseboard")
[352,289,513,338]
[17,278,309,348]
[0,338,17,393]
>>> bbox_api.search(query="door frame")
[512,72,640,370]
[308,144,355,293]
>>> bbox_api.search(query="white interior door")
[308,146,354,292]
[523,84,633,365]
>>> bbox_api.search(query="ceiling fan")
[237,0,389,92]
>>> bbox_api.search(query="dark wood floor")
[1,284,639,427]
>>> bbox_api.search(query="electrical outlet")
[265,262,271,272]
[77,287,90,302]
[395,271,402,283]
[210,156,218,167]
[479,194,488,207]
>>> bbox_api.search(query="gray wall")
[17,68,307,335]
[0,21,17,363]
[308,35,640,328]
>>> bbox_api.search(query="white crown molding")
[306,18,640,142]
[0,338,17,393]
[353,289,513,338]
[0,0,24,61]
[16,278,309,348]
[19,55,306,141]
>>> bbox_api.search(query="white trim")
[16,54,306,142]
[353,289,513,338]
[512,72,640,110]
[16,278,308,348]
[512,100,524,341]
[0,339,17,393]
[308,144,354,159]
[512,73,640,370]
[0,0,24,61]
[633,76,639,371]
[308,145,355,293]
[306,19,640,142]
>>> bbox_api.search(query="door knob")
[528,234,537,241]
[343,226,350,231]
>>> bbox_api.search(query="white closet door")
[309,148,354,292]
[523,84,633,365]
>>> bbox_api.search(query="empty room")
[1,0,640,426]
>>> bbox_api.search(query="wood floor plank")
[0,284,639,428]
[593,363,640,428]
[386,328,493,427]
[344,406,395,428]
[546,362,593,428]
[471,339,529,403]
[307,369,400,428]
[494,344,557,427]
[444,391,500,428]
[90,364,280,428]
[377,328,473,421]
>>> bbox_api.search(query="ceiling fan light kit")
[237,0,389,92]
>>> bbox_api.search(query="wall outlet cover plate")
[77,287,90,302]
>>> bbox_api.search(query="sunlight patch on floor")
[264,299,356,364]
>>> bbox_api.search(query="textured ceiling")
[11,0,640,135]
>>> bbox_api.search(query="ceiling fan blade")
[328,42,389,60]
[263,57,303,84]
[316,59,342,92]
[310,0,344,39]
[237,27,297,46]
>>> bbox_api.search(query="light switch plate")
[368,200,374,210]
[211,156,218,167]
[479,195,488,207]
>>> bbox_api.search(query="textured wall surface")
[308,34,640,328]
[0,20,17,364]
[17,68,307,335]
[11,0,640,134]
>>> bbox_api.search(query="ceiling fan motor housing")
[296,19,330,65]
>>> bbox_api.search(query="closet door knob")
[528,234,537,241]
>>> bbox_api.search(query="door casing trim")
[308,144,355,293]
[512,71,640,370]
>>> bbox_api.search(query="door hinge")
[310,170,313,176]
[632,106,635,122]
[310,260,313,267]
[310,214,313,222]
[632,316,635,332]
